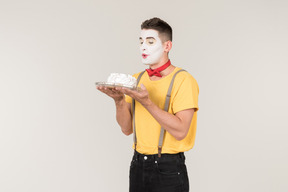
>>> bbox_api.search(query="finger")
[96,85,103,90]
[100,87,114,95]
[114,87,125,93]
[110,87,123,95]
[120,87,135,97]
[109,87,125,95]
[97,86,105,92]
[140,84,147,91]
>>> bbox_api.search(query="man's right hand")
[96,86,125,102]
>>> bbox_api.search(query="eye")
[139,39,144,45]
[146,39,156,45]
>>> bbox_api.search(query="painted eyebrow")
[139,37,156,40]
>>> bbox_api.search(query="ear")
[163,41,172,53]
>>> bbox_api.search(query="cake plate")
[95,82,138,90]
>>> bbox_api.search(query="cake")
[107,73,137,88]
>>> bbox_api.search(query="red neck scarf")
[146,60,171,77]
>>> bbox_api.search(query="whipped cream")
[107,73,137,88]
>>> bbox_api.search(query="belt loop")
[133,150,136,160]
[158,146,162,158]
[179,152,185,159]
[134,143,137,154]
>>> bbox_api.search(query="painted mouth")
[142,54,148,59]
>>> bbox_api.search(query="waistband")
[133,150,185,161]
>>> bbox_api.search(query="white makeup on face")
[139,29,164,65]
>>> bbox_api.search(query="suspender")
[132,69,186,157]
[132,71,145,151]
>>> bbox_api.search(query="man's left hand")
[116,84,152,107]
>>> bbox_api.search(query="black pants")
[129,151,189,192]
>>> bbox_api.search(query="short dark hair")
[141,17,172,42]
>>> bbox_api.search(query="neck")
[149,57,170,70]
[161,63,175,76]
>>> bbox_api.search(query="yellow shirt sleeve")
[171,72,199,114]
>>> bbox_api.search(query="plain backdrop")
[0,0,288,191]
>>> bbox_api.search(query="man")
[97,17,199,192]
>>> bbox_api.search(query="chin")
[142,60,152,65]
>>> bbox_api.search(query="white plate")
[95,82,137,90]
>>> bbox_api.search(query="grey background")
[1,0,288,191]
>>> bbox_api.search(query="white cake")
[107,73,137,88]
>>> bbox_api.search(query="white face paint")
[139,29,164,65]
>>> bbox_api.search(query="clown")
[97,17,199,192]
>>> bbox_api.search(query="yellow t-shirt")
[125,67,199,155]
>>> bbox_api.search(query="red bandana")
[146,60,171,77]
